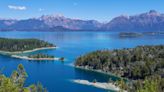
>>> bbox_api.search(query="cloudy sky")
[0,0,164,21]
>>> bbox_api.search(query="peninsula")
[75,45,164,92]
[0,37,56,55]
[0,37,65,61]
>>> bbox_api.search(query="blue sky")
[0,0,164,21]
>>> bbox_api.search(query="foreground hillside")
[75,45,164,92]
[0,64,47,92]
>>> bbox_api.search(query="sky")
[0,0,164,22]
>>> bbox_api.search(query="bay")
[0,31,163,92]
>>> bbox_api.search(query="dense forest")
[75,45,164,92]
[28,53,54,58]
[0,38,55,52]
[0,64,47,92]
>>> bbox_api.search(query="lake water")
[0,31,164,92]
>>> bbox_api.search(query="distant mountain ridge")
[0,10,164,31]
[0,14,103,31]
[103,10,164,31]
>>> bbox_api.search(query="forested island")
[0,64,47,92]
[75,45,164,92]
[0,37,55,54]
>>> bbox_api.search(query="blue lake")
[0,31,164,92]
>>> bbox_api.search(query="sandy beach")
[0,46,56,55]
[72,79,123,92]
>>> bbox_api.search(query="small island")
[0,37,56,55]
[75,45,164,92]
[11,53,63,61]
[143,31,164,35]
[119,32,164,38]
[119,32,143,38]
[28,53,54,58]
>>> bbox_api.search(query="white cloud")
[39,8,45,12]
[8,5,27,10]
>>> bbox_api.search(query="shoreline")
[0,46,56,55]
[75,66,125,80]
[11,55,60,61]
[72,79,126,92]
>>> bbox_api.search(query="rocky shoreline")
[0,46,56,55]
[11,55,60,61]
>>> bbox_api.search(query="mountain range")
[0,10,164,32]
